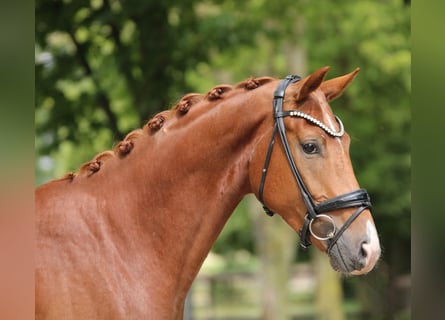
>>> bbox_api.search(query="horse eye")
[302,143,319,154]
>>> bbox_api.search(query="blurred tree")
[184,1,410,318]
[301,1,410,318]
[247,196,297,320]
[35,0,261,180]
[313,248,345,320]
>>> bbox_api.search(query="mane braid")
[58,76,276,182]
[173,93,204,114]
[114,129,144,157]
[79,151,114,177]
[144,110,172,133]
[235,77,275,90]
[206,85,233,100]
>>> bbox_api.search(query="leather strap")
[258,123,278,216]
[259,75,301,216]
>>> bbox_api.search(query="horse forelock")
[58,76,276,182]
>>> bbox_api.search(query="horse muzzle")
[327,219,381,275]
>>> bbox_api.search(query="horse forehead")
[305,90,340,134]
[310,90,333,116]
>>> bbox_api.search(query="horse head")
[250,66,381,275]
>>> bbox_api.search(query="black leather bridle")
[258,75,372,251]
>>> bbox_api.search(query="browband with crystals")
[275,110,345,138]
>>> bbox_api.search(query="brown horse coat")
[36,67,380,319]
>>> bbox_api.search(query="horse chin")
[328,252,355,275]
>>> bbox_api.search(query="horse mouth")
[328,244,362,274]
[327,239,380,275]
[325,219,381,275]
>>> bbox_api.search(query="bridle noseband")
[258,75,372,251]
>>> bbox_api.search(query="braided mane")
[60,76,275,181]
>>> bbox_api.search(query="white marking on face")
[351,220,381,275]
[325,113,339,134]
[314,91,340,134]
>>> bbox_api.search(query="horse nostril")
[354,240,369,271]
[360,241,368,259]
[350,224,381,274]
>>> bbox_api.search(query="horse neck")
[111,83,277,304]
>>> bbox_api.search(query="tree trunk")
[247,195,297,320]
[284,15,345,320]
[247,18,308,319]
[313,248,345,320]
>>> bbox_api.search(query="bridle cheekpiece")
[258,75,372,252]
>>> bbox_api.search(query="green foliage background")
[35,0,410,318]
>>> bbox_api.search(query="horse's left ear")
[294,66,330,102]
[320,68,360,102]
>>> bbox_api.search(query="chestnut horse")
[35,67,380,319]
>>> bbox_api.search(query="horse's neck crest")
[59,76,276,182]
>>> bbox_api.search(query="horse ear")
[294,66,330,102]
[320,68,360,102]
